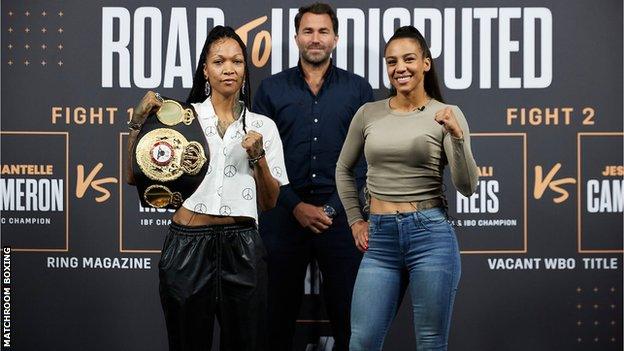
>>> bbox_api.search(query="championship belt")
[132,98,209,209]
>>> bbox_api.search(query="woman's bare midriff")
[172,206,254,226]
[370,197,423,214]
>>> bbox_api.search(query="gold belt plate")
[156,100,195,126]
[135,128,207,182]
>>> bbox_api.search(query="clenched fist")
[241,130,264,158]
[131,91,163,126]
[434,107,463,139]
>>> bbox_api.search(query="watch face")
[323,205,336,218]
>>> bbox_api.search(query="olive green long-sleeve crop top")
[336,98,479,226]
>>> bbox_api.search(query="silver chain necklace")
[391,97,432,113]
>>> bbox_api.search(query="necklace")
[215,101,243,138]
[390,97,432,113]
[217,119,233,138]
[413,98,433,112]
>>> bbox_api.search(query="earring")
[204,80,211,96]
[240,79,246,95]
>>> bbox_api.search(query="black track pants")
[159,222,267,351]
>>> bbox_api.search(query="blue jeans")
[350,207,461,351]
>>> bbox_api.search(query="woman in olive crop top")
[336,26,478,351]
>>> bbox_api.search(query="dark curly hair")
[187,25,250,133]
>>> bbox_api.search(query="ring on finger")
[155,92,164,102]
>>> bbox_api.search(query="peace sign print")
[224,165,237,177]
[264,140,272,149]
[251,119,264,128]
[219,205,232,216]
[193,203,208,213]
[272,166,283,177]
[204,126,217,137]
[241,187,254,200]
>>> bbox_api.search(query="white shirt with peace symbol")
[181,98,289,222]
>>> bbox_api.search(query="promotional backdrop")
[1,1,622,350]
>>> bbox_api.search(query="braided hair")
[384,25,444,103]
[187,25,250,133]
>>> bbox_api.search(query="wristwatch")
[322,204,336,218]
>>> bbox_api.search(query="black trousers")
[259,194,363,351]
[159,222,267,351]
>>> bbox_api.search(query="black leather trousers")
[159,222,267,351]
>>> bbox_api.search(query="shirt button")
[314,101,318,104]
[313,137,318,141]
[310,189,315,194]
[312,173,316,178]
[312,155,317,160]
[314,118,318,123]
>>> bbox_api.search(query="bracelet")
[248,149,266,168]
[127,120,142,131]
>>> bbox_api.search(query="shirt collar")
[198,97,246,125]
[198,97,216,119]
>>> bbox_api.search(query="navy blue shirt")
[252,62,373,215]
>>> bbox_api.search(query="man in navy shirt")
[252,3,373,350]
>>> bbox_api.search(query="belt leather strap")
[410,198,444,211]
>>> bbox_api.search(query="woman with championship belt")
[336,26,479,351]
[126,26,288,351]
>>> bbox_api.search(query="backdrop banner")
[1,1,622,350]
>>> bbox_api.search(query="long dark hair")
[385,26,444,103]
[187,26,251,133]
